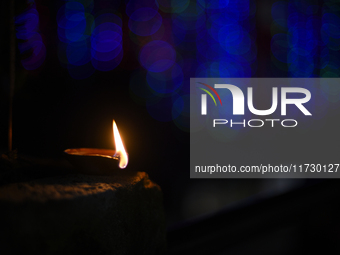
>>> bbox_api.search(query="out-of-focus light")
[91,13,123,71]
[126,0,158,17]
[157,0,190,13]
[127,0,256,132]
[15,3,46,70]
[128,8,162,36]
[139,40,176,72]
[57,1,95,79]
[146,63,183,95]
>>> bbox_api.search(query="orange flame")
[113,120,128,169]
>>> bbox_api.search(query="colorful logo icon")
[197,82,222,106]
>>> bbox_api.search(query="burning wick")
[112,120,128,169]
[64,120,129,171]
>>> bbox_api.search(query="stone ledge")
[0,171,166,255]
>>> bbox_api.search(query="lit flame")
[113,120,128,169]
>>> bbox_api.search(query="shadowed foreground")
[0,171,166,255]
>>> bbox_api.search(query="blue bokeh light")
[90,13,123,71]
[139,40,176,72]
[15,3,46,70]
[272,1,288,29]
[128,8,162,36]
[91,47,123,71]
[198,0,229,10]
[126,0,158,17]
[146,63,183,95]
[57,1,95,78]
[271,0,321,77]
[156,0,190,14]
[66,40,91,66]
[57,1,123,78]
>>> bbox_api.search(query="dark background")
[1,1,340,253]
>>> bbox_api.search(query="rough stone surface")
[0,171,166,255]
